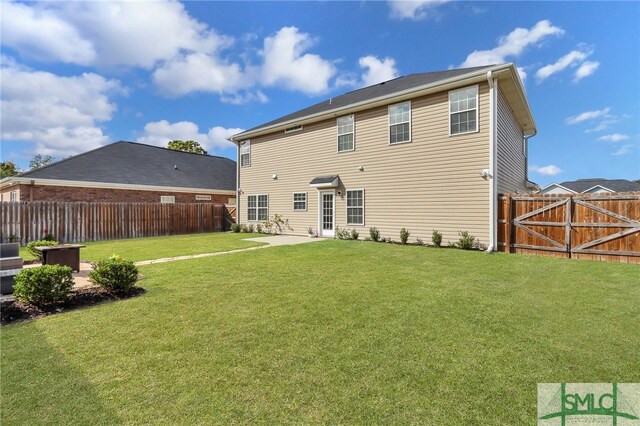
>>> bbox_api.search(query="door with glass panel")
[318,190,335,237]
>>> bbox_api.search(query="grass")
[19,232,265,262]
[2,241,638,424]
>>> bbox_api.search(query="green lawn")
[19,232,265,262]
[2,241,638,424]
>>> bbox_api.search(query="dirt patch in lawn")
[1,286,146,325]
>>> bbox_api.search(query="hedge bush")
[13,265,74,306]
[27,239,60,261]
[89,255,139,293]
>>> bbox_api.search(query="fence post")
[506,194,513,254]
[565,196,572,259]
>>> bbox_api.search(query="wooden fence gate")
[1,201,233,245]
[498,192,640,263]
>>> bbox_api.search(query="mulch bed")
[1,286,145,325]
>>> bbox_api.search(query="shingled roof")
[17,141,236,191]
[234,64,499,138]
[557,178,640,193]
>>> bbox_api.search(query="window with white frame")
[160,196,175,204]
[388,101,411,144]
[10,191,17,202]
[293,192,307,211]
[449,86,478,135]
[337,115,354,152]
[346,190,364,225]
[247,194,268,221]
[240,140,251,167]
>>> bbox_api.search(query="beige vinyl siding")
[496,86,528,194]
[240,83,491,245]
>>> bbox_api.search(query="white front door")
[318,190,335,237]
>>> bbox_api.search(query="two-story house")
[229,63,537,250]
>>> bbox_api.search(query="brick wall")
[1,184,234,204]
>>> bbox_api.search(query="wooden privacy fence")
[498,192,640,263]
[1,202,233,245]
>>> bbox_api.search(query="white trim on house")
[284,125,304,134]
[538,183,578,194]
[582,185,615,194]
[0,177,236,196]
[240,140,251,168]
[247,193,269,222]
[336,114,355,153]
[448,84,480,136]
[345,189,365,226]
[229,63,536,142]
[318,190,336,237]
[292,192,308,211]
[388,101,412,145]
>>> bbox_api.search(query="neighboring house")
[0,142,237,204]
[539,178,640,195]
[230,63,537,249]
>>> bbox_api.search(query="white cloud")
[359,56,399,86]
[598,133,630,142]
[565,107,611,125]
[153,53,247,97]
[0,1,96,65]
[536,48,591,81]
[261,26,336,95]
[387,0,450,20]
[574,60,599,81]
[1,0,228,69]
[136,120,241,153]
[0,60,122,156]
[611,144,634,156]
[532,165,562,176]
[461,20,564,71]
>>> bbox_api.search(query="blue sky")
[1,0,638,186]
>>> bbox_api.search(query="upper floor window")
[247,194,268,221]
[337,115,355,152]
[160,196,175,204]
[449,86,478,135]
[240,140,251,167]
[389,101,411,144]
[293,192,307,211]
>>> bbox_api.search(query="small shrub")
[43,233,55,242]
[369,227,381,242]
[256,224,263,234]
[13,265,74,306]
[400,228,410,244]
[247,224,255,233]
[456,231,478,250]
[240,224,249,233]
[350,228,359,240]
[7,234,20,243]
[89,255,139,293]
[231,223,241,233]
[432,230,443,248]
[27,239,60,261]
[335,227,351,240]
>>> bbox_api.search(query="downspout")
[235,140,240,225]
[524,129,537,183]
[486,71,497,253]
